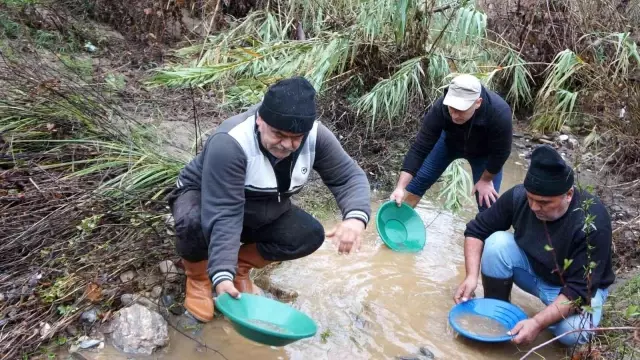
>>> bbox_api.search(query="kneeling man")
[454,145,615,347]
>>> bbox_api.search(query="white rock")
[158,260,179,282]
[150,285,163,299]
[558,134,569,142]
[120,270,137,284]
[111,303,169,355]
[39,322,52,339]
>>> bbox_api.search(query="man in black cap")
[453,145,614,347]
[167,76,371,322]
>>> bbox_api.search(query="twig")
[612,214,640,234]
[519,327,639,360]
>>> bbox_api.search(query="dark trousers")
[169,189,325,262]
[405,131,504,212]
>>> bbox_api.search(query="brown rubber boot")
[234,243,273,295]
[182,259,214,322]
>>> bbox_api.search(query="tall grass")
[149,0,532,131]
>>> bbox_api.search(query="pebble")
[66,324,78,336]
[120,270,137,284]
[567,138,579,149]
[121,293,135,306]
[158,260,179,282]
[39,322,52,338]
[558,134,569,141]
[79,339,101,349]
[80,308,98,323]
[420,347,435,359]
[610,205,623,213]
[151,285,163,299]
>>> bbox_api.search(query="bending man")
[390,74,512,211]
[167,77,371,322]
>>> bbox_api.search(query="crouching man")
[167,76,371,322]
[454,145,615,347]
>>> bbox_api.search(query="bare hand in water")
[326,218,365,254]
[453,277,477,304]
[508,318,542,345]
[214,280,241,299]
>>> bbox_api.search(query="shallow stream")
[78,153,567,360]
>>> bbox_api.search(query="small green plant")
[437,159,474,213]
[320,328,332,343]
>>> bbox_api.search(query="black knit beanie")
[258,76,317,134]
[524,145,574,196]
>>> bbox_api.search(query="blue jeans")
[481,231,609,347]
[405,131,504,212]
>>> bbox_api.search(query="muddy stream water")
[82,153,567,360]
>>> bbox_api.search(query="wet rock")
[420,347,435,359]
[161,295,185,315]
[121,293,161,313]
[516,143,526,149]
[158,260,179,282]
[396,347,435,360]
[80,308,98,323]
[79,339,101,349]
[120,270,137,284]
[513,132,524,138]
[111,303,169,355]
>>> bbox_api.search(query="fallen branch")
[612,214,640,234]
[519,327,640,360]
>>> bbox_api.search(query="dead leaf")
[85,283,102,303]
[46,123,55,131]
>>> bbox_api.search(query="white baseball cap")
[443,74,482,111]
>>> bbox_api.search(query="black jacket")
[402,86,513,175]
[465,184,615,304]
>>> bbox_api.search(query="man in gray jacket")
[167,77,371,322]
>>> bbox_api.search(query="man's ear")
[475,97,483,109]
[566,187,574,202]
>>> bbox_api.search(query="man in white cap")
[390,74,513,212]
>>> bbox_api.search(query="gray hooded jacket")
[175,103,372,285]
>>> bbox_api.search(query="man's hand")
[214,280,241,299]
[509,318,542,345]
[453,276,478,304]
[326,218,366,254]
[389,187,406,207]
[472,179,499,208]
